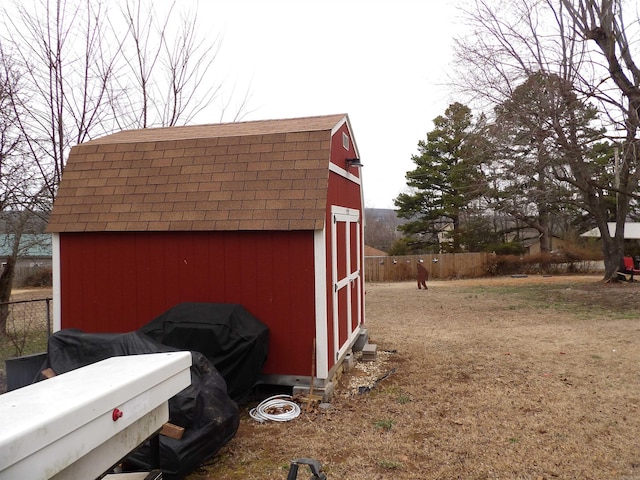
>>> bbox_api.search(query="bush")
[490,249,602,276]
[561,244,603,262]
[22,268,52,287]
[486,241,526,255]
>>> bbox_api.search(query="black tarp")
[139,302,269,404]
[44,329,239,479]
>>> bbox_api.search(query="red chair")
[621,256,640,281]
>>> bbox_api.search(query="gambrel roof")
[47,114,350,233]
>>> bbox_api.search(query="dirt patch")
[9,288,53,301]
[192,275,640,479]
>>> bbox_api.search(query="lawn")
[191,274,640,480]
[3,277,639,479]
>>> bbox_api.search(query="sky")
[194,0,461,209]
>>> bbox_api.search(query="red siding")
[330,122,361,181]
[320,122,365,370]
[328,121,362,210]
[59,230,316,376]
[55,120,365,382]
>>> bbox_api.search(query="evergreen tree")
[394,103,485,252]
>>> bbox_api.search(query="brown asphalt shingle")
[47,114,348,233]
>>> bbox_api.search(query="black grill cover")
[139,302,269,404]
[43,329,239,479]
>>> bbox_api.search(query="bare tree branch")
[453,0,640,280]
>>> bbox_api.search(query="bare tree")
[364,209,402,252]
[0,0,250,329]
[486,71,603,254]
[116,0,230,129]
[559,0,640,279]
[0,56,20,335]
[453,0,640,280]
[2,0,120,198]
[0,50,49,335]
[1,0,249,199]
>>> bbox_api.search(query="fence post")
[46,298,51,337]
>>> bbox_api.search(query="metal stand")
[286,458,327,480]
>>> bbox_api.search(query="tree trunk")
[539,231,552,253]
[0,255,16,336]
[538,208,552,254]
[597,203,627,282]
[452,214,463,253]
[601,234,624,282]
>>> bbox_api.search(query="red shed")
[47,114,365,395]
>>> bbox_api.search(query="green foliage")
[387,236,437,255]
[374,419,394,431]
[456,214,500,252]
[378,459,403,470]
[0,330,48,366]
[486,72,606,253]
[486,241,526,255]
[394,103,486,253]
[393,76,621,264]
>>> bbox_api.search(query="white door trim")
[331,206,361,361]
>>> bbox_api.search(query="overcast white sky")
[195,0,461,209]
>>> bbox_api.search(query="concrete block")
[343,352,355,372]
[361,343,377,362]
[293,380,335,403]
[352,328,369,351]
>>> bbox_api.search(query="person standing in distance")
[417,261,428,290]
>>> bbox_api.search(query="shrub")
[22,268,53,287]
[485,241,526,256]
[491,248,602,276]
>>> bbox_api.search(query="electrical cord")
[249,394,301,423]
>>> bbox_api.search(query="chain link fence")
[0,297,52,393]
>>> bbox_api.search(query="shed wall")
[323,121,365,367]
[58,230,317,376]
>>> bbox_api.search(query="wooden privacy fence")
[364,253,493,282]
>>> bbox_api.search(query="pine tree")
[394,103,485,252]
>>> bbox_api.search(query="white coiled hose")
[249,394,301,422]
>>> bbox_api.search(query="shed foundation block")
[293,380,335,403]
[352,328,369,351]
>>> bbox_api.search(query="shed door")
[331,206,362,361]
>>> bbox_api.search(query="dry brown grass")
[189,274,640,480]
